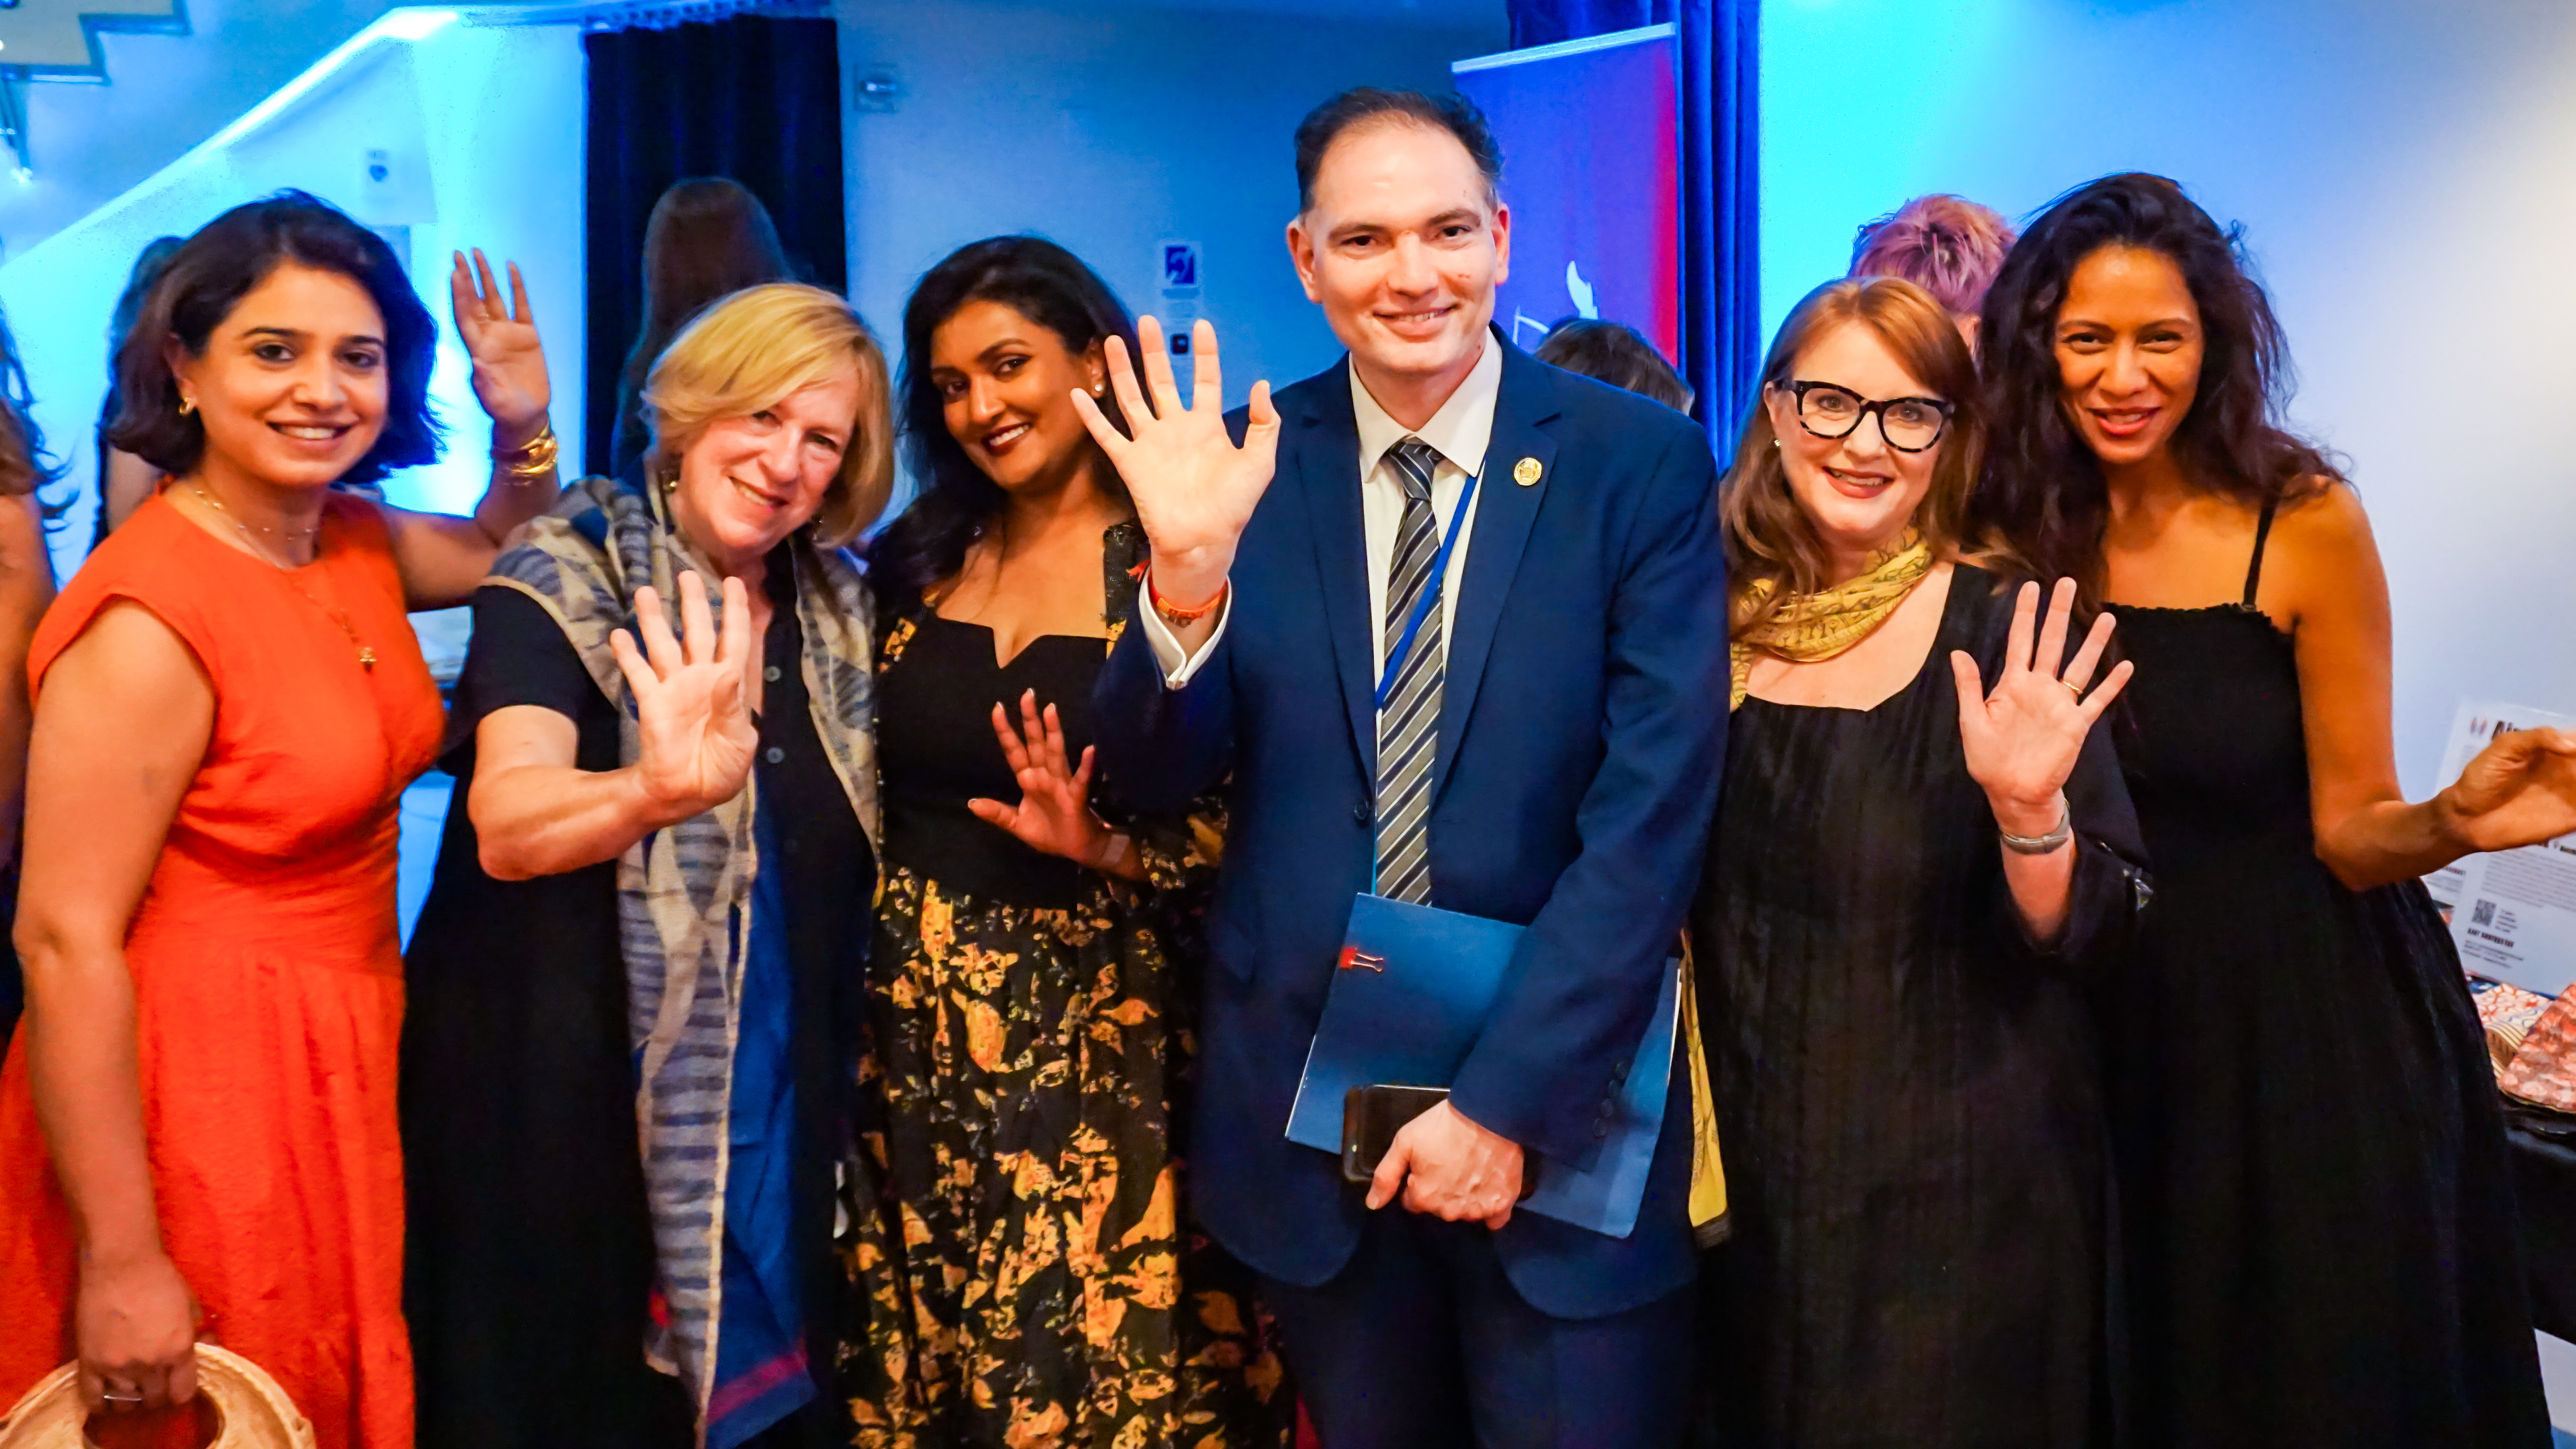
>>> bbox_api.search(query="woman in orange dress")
[0,192,563,1449]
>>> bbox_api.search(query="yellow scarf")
[1728,530,1933,710]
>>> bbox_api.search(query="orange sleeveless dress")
[0,492,441,1449]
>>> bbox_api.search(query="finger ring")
[2060,678,2085,698]
[103,1388,143,1405]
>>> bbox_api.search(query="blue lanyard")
[1373,457,1483,712]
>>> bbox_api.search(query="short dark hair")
[1534,318,1693,414]
[108,190,442,486]
[1294,87,1501,213]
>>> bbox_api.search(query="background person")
[93,236,187,547]
[1696,275,2146,1448]
[1974,171,2572,1448]
[401,282,889,1449]
[0,191,561,1449]
[1848,194,2017,348]
[845,235,1288,1447]
[0,299,60,1066]
[1531,317,1692,413]
[609,177,795,481]
[1081,87,1726,1447]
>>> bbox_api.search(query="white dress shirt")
[1143,339,1504,688]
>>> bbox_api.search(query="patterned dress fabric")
[0,493,443,1449]
[842,526,1291,1449]
[2102,506,2551,1447]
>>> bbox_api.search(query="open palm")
[611,571,759,819]
[967,689,1113,864]
[1070,318,1278,599]
[450,248,550,435]
[1952,579,2133,822]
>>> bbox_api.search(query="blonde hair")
[1721,276,1990,642]
[643,282,893,548]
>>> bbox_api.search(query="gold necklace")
[190,485,376,672]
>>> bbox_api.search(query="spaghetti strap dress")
[2103,500,2551,1447]
[0,492,443,1449]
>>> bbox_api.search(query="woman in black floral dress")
[843,236,1290,1448]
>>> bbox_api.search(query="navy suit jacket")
[1093,339,1727,1320]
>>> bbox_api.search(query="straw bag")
[0,1346,313,1449]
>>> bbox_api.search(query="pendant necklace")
[191,485,377,672]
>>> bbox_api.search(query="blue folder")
[1284,893,1679,1239]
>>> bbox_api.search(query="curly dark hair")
[107,190,442,487]
[1970,173,2337,599]
[865,236,1139,608]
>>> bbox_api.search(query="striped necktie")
[1375,437,1446,904]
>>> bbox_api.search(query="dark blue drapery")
[1505,0,1760,451]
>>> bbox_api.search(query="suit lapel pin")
[1512,457,1543,487]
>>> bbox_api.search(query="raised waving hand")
[1951,578,2133,834]
[609,571,760,820]
[1069,317,1279,607]
[969,690,1114,864]
[450,247,551,443]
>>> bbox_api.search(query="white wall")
[0,13,588,583]
[1760,0,2576,795]
[836,0,1509,484]
[0,0,396,261]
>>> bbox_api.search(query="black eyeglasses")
[1780,380,1955,453]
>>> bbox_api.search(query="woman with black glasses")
[1693,275,2148,1449]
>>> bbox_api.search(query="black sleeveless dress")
[2103,503,2551,1447]
[1693,565,2149,1448]
[842,525,1292,1448]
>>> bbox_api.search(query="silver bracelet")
[1998,798,2073,855]
[1091,832,1133,875]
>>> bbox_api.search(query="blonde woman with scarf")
[1688,276,2149,1449]
[401,283,890,1449]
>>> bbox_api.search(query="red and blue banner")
[1453,24,1682,364]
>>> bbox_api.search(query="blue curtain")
[583,16,847,478]
[1505,0,1760,451]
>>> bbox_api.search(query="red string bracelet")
[1146,567,1228,626]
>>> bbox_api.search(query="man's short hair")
[1534,319,1694,415]
[1294,87,1502,214]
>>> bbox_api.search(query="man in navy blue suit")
[1075,88,1726,1446]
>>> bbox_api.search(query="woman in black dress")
[1974,173,2576,1448]
[401,283,893,1449]
[1695,275,2149,1448]
[844,236,1287,1447]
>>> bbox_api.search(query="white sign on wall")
[2436,697,2576,997]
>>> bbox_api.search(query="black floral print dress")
[841,524,1291,1449]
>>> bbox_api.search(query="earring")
[660,474,678,493]
[1770,438,1779,449]
[179,395,196,417]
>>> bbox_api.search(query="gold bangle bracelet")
[494,423,559,481]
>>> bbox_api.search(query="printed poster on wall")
[2435,697,2576,997]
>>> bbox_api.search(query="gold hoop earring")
[179,396,197,417]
